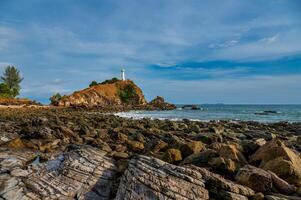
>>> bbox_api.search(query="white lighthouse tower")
[121,68,125,81]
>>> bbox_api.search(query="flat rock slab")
[0,146,117,200]
[115,155,209,200]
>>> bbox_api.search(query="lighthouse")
[121,68,125,81]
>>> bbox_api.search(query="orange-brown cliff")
[57,80,147,107]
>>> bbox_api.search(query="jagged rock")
[10,168,29,177]
[188,165,255,199]
[250,139,301,186]
[115,155,209,199]
[0,148,37,170]
[0,146,117,200]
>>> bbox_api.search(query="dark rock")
[147,96,176,110]
[115,155,209,199]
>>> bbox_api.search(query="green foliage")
[89,80,98,87]
[118,84,136,103]
[100,77,120,84]
[0,66,23,97]
[0,83,12,98]
[49,92,62,106]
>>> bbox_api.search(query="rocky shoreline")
[1,107,301,199]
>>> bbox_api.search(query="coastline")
[1,107,301,199]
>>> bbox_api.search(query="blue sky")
[0,0,301,104]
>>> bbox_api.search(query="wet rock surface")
[1,108,301,199]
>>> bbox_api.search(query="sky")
[0,0,301,104]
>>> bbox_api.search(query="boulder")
[209,157,237,174]
[115,155,209,199]
[127,140,145,152]
[189,165,255,199]
[181,149,218,166]
[151,139,168,153]
[180,140,205,158]
[236,165,296,194]
[163,148,182,164]
[242,138,266,156]
[250,139,301,186]
[208,143,247,174]
[236,165,273,192]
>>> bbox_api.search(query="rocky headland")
[54,79,176,111]
[1,108,301,199]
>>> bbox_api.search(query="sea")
[115,104,301,123]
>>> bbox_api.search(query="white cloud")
[209,40,239,49]
[259,35,279,44]
[208,30,301,61]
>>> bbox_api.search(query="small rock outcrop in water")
[182,105,201,110]
[57,80,147,107]
[146,96,176,110]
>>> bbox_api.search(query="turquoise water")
[115,104,301,122]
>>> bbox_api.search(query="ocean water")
[115,104,301,123]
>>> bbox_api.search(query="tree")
[89,80,98,87]
[100,77,120,84]
[118,84,136,103]
[1,66,23,97]
[0,83,12,98]
[49,92,62,106]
